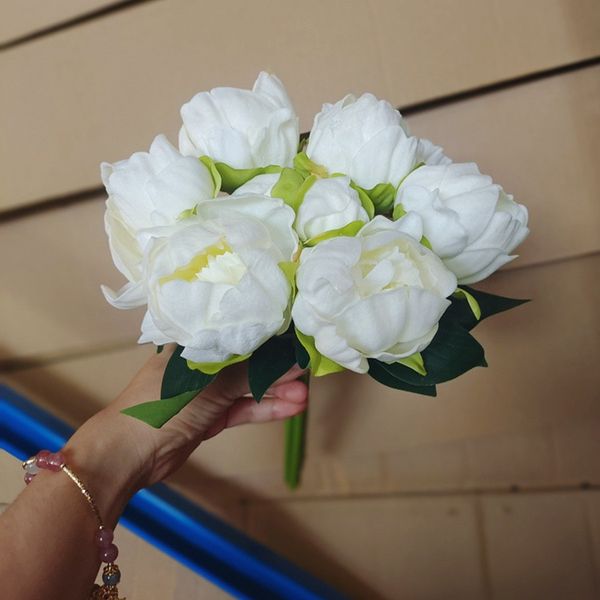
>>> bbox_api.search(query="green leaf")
[293,152,329,179]
[453,288,481,321]
[295,328,344,376]
[350,181,375,219]
[177,206,198,220]
[420,235,433,250]
[122,390,199,428]
[397,352,426,376]
[279,261,298,299]
[214,162,282,193]
[293,331,310,369]
[444,286,530,331]
[392,202,406,221]
[161,345,215,399]
[156,345,164,354]
[298,134,309,152]
[368,360,437,396]
[304,220,365,246]
[199,156,222,196]
[271,168,306,209]
[376,320,486,386]
[419,320,487,383]
[249,336,297,401]
[187,353,250,375]
[369,319,487,387]
[362,182,396,215]
[290,175,317,212]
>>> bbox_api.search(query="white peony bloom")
[306,92,418,190]
[138,194,299,364]
[395,163,529,284]
[292,215,457,373]
[179,72,299,169]
[101,135,216,309]
[234,173,369,243]
[295,176,369,242]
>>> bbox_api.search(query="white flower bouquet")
[102,72,529,488]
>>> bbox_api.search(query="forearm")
[0,410,145,600]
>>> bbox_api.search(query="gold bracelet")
[23,450,125,599]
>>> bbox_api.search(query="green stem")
[284,373,309,489]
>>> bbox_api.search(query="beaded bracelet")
[22,450,125,599]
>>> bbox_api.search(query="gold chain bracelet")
[22,450,125,599]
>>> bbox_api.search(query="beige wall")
[1,1,599,598]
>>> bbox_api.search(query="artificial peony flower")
[138,194,299,365]
[395,163,529,284]
[101,135,216,309]
[292,215,457,373]
[179,72,299,170]
[234,173,370,243]
[305,92,416,190]
[294,176,370,242]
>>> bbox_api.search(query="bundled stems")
[284,372,309,489]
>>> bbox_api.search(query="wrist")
[62,409,153,524]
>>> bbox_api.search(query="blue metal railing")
[0,385,346,600]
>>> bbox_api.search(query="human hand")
[63,345,308,518]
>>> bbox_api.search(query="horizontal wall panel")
[0,1,127,45]
[482,492,598,599]
[248,497,486,600]
[409,65,600,269]
[0,198,144,361]
[247,495,485,600]
[1,346,154,424]
[370,0,600,105]
[1,0,599,209]
[587,492,600,578]
[4,254,599,501]
[246,492,599,600]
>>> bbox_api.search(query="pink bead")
[36,450,51,469]
[45,452,65,472]
[95,528,114,548]
[24,473,35,485]
[99,543,119,563]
